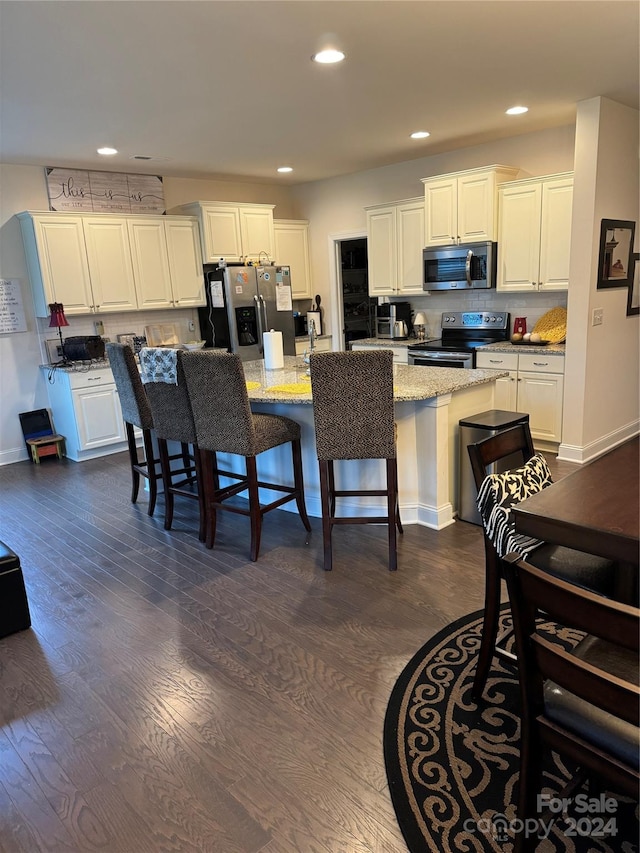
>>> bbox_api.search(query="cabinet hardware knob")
[532,282,536,287]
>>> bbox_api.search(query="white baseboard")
[0,447,29,467]
[558,420,640,464]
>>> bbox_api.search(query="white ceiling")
[1,1,638,185]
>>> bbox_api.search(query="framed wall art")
[596,219,635,289]
[626,253,639,317]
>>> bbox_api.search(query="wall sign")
[46,167,165,214]
[0,279,27,334]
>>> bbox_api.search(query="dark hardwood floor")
[0,449,576,852]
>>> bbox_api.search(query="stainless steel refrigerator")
[198,263,296,361]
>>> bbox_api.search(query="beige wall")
[562,97,640,459]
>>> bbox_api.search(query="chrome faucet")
[303,318,317,374]
[308,317,317,353]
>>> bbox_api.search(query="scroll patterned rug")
[383,606,639,852]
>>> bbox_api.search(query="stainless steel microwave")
[423,241,497,290]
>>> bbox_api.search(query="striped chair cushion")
[476,453,553,559]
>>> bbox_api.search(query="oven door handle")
[465,250,473,287]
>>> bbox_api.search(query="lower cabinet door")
[73,386,126,450]
[517,371,564,443]
[493,371,518,410]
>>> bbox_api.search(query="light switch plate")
[592,308,603,326]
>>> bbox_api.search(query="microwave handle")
[465,249,473,287]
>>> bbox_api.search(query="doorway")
[339,238,376,350]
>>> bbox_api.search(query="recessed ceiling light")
[505,106,528,116]
[97,146,118,156]
[277,166,293,173]
[312,49,345,64]
[410,131,430,139]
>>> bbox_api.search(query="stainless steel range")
[408,311,510,368]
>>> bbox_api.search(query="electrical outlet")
[188,320,195,332]
[94,320,105,335]
[592,308,604,327]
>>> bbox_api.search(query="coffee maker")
[376,302,413,339]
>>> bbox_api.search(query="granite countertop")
[349,337,421,348]
[39,358,112,372]
[243,356,506,404]
[351,338,566,355]
[478,341,566,355]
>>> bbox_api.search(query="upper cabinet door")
[366,206,397,295]
[424,178,457,246]
[396,200,425,294]
[200,206,243,262]
[239,206,275,261]
[83,218,137,312]
[538,177,573,291]
[273,220,312,299]
[497,182,542,291]
[26,215,93,315]
[456,171,496,243]
[128,218,173,309]
[164,218,205,306]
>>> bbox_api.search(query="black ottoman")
[0,542,31,638]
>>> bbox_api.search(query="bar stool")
[139,347,205,540]
[181,350,311,561]
[309,350,402,572]
[106,342,161,516]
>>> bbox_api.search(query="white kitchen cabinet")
[18,213,93,316]
[365,197,425,296]
[44,367,127,461]
[83,217,138,312]
[19,211,204,316]
[476,349,565,445]
[174,201,275,264]
[129,216,205,309]
[350,341,409,364]
[497,173,573,292]
[422,165,520,247]
[274,219,313,299]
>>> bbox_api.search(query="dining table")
[513,436,639,600]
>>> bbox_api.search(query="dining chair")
[309,350,402,572]
[467,423,616,700]
[139,347,206,541]
[106,342,161,516]
[181,350,311,561]
[502,553,639,853]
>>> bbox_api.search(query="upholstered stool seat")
[106,343,161,515]
[181,350,311,561]
[309,350,402,572]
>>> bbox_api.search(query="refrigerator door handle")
[260,294,269,334]
[254,294,265,354]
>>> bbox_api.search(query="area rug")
[383,606,639,852]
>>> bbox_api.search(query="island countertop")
[243,356,507,403]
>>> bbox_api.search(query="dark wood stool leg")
[328,460,336,518]
[194,446,207,543]
[247,457,262,562]
[472,546,502,700]
[386,458,398,572]
[125,422,141,504]
[291,439,311,532]
[201,449,218,550]
[142,428,158,516]
[318,460,333,571]
[157,438,175,531]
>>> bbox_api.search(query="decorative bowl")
[182,340,205,351]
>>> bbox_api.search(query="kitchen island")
[237,356,506,528]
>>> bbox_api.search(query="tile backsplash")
[37,307,198,363]
[404,290,568,339]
